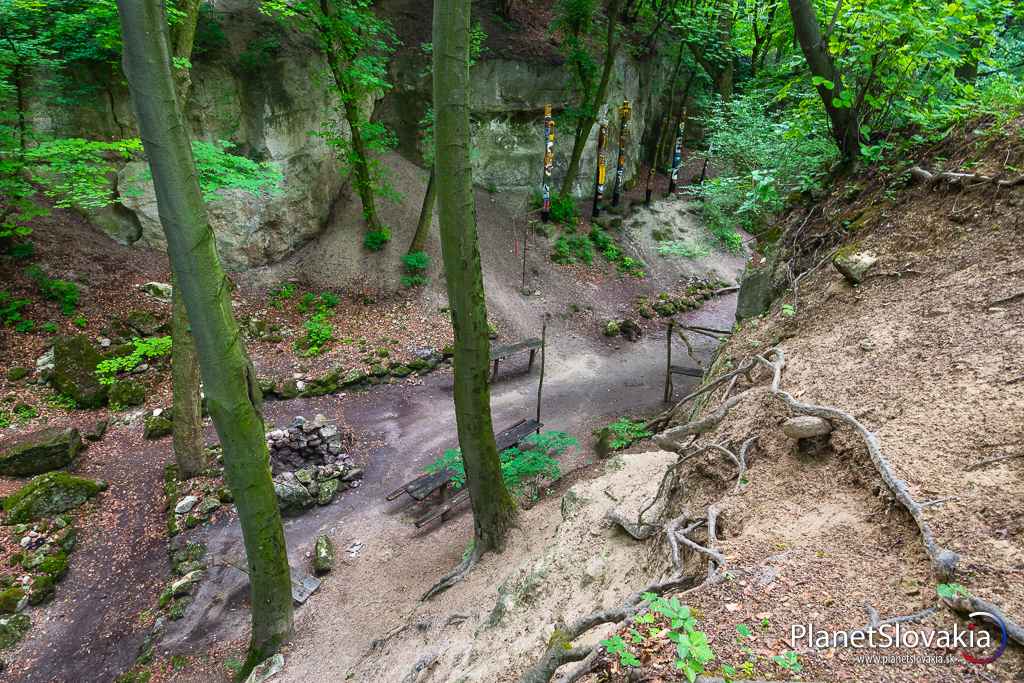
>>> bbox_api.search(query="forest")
[0,0,1022,681]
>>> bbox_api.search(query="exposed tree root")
[815,603,940,650]
[966,452,1024,471]
[657,392,749,449]
[756,348,960,580]
[909,165,1024,189]
[646,358,757,432]
[943,595,1024,648]
[421,545,482,600]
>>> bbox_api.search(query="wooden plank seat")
[387,418,543,526]
[489,337,542,381]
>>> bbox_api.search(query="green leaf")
[811,76,835,90]
[736,624,753,638]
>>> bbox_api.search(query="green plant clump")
[602,417,653,450]
[401,250,430,288]
[95,336,172,385]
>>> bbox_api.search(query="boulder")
[832,250,878,285]
[274,478,314,513]
[0,587,25,615]
[170,570,204,597]
[316,478,339,505]
[143,415,173,440]
[84,419,108,442]
[245,654,285,683]
[174,495,199,515]
[342,369,367,386]
[2,472,105,524]
[108,379,146,408]
[313,535,335,575]
[736,267,777,321]
[139,282,172,301]
[125,310,163,337]
[51,335,107,408]
[781,416,833,439]
[0,427,82,477]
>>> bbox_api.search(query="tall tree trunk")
[433,0,516,552]
[787,0,860,160]
[117,0,294,673]
[408,164,436,254]
[559,0,623,197]
[169,0,205,480]
[342,96,384,234]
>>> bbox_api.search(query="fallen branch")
[966,453,1024,471]
[908,165,1024,189]
[813,603,939,651]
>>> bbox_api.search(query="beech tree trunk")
[559,0,623,197]
[787,0,860,160]
[169,0,206,480]
[117,0,293,672]
[433,0,516,551]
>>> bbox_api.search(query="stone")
[85,419,108,442]
[736,267,777,321]
[316,478,339,506]
[278,379,301,400]
[832,250,878,285]
[290,570,321,605]
[108,379,146,408]
[2,472,104,524]
[295,468,314,486]
[6,367,29,382]
[35,349,54,371]
[174,495,199,515]
[245,654,285,683]
[139,282,172,301]
[124,310,163,337]
[143,415,173,440]
[313,535,335,575]
[0,587,25,615]
[342,468,363,482]
[342,369,367,386]
[170,570,204,597]
[51,335,107,408]
[274,479,314,513]
[0,427,82,477]
[389,365,412,378]
[0,614,30,650]
[781,416,833,439]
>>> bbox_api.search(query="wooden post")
[536,318,547,427]
[541,104,555,222]
[663,319,674,402]
[521,214,528,291]
[667,118,684,196]
[611,99,631,207]
[592,122,608,218]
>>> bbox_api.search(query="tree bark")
[433,0,516,551]
[408,164,436,254]
[559,0,623,197]
[117,0,293,672]
[787,0,860,160]
[169,0,206,480]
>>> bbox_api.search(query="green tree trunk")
[787,0,860,160]
[559,0,623,197]
[170,0,206,480]
[116,0,293,671]
[433,0,516,552]
[408,164,436,254]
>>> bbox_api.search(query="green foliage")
[95,336,172,385]
[0,290,30,329]
[25,265,79,315]
[46,393,77,410]
[363,227,391,252]
[658,239,711,259]
[14,403,37,421]
[425,431,577,495]
[551,234,594,265]
[188,140,283,201]
[602,417,652,450]
[936,582,970,599]
[294,291,339,356]
[401,250,430,288]
[270,282,296,309]
[771,650,802,673]
[237,35,281,73]
[548,192,578,226]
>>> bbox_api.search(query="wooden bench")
[385,418,542,526]
[490,338,542,381]
[670,365,703,378]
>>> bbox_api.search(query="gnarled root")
[421,544,481,600]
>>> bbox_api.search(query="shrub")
[425,431,578,494]
[549,192,578,226]
[600,417,652,450]
[551,234,594,265]
[95,336,172,385]
[297,312,333,357]
[401,250,430,288]
[0,291,30,329]
[364,228,391,251]
[269,282,296,309]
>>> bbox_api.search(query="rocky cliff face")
[31,0,678,270]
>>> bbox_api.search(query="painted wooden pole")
[536,318,547,425]
[592,121,609,218]
[540,104,555,222]
[667,118,684,196]
[611,99,632,207]
[664,319,674,402]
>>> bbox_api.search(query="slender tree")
[168,0,206,479]
[116,0,293,672]
[787,0,860,161]
[559,0,624,197]
[424,0,516,599]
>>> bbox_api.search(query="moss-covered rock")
[143,415,173,440]
[370,363,388,377]
[108,379,146,408]
[0,426,82,477]
[51,335,107,408]
[38,552,69,580]
[316,478,339,506]
[277,378,301,400]
[27,573,55,605]
[313,535,334,575]
[0,614,30,649]
[6,367,30,382]
[0,587,25,614]
[341,369,367,386]
[2,472,105,523]
[125,310,163,337]
[389,365,412,378]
